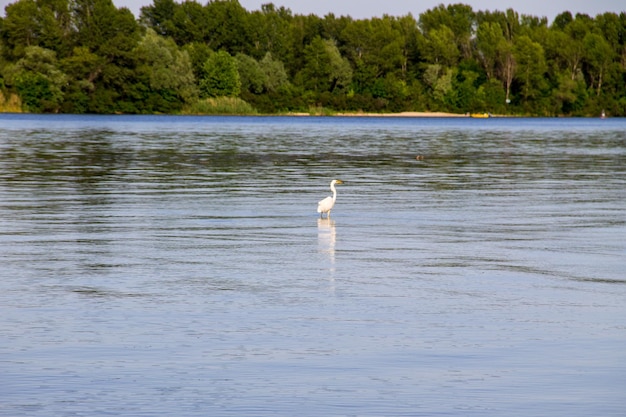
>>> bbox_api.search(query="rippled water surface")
[1,114,625,416]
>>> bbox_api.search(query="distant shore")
[336,111,469,117]
[285,111,483,118]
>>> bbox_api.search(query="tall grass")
[182,97,257,115]
[307,105,336,116]
[0,91,23,113]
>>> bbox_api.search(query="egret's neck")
[330,183,337,201]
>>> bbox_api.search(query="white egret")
[317,179,343,218]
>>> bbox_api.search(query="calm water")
[1,114,625,416]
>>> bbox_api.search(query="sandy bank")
[285,111,469,117]
[335,111,467,117]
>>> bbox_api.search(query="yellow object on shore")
[470,112,490,118]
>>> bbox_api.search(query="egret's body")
[317,179,343,218]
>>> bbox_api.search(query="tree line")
[1,0,625,116]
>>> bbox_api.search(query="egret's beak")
[336,180,344,184]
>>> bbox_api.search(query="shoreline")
[286,111,470,118]
[336,111,470,117]
[281,111,518,118]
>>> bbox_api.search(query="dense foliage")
[1,0,625,115]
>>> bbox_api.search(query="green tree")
[236,53,266,94]
[247,3,293,60]
[422,64,455,109]
[204,0,251,53]
[368,16,407,77]
[182,42,213,80]
[60,46,105,112]
[71,0,141,112]
[172,1,209,45]
[551,71,587,114]
[259,52,290,93]
[592,12,625,112]
[140,0,177,37]
[72,0,139,54]
[393,14,422,79]
[559,17,588,80]
[583,32,613,96]
[476,22,504,80]
[476,23,515,105]
[340,16,409,98]
[200,50,241,97]
[0,0,624,116]
[423,25,459,67]
[340,18,375,93]
[134,29,198,105]
[452,61,486,113]
[0,0,72,59]
[419,3,475,59]
[477,10,520,105]
[285,13,325,80]
[299,36,352,93]
[514,35,547,108]
[0,0,39,59]
[481,78,507,113]
[7,46,67,112]
[552,11,573,30]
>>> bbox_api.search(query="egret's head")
[334,179,344,185]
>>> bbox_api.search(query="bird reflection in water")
[317,218,336,292]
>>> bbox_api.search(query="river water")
[1,114,625,416]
